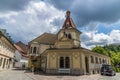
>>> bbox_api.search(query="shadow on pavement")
[24,69,80,76]
[12,68,27,71]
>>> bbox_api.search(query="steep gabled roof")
[62,11,76,29]
[29,33,57,45]
[16,41,28,53]
[14,44,28,58]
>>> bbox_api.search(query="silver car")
[100,64,116,76]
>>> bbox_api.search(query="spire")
[62,11,76,29]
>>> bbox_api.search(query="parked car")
[100,64,116,76]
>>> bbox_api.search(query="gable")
[29,33,57,45]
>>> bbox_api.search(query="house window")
[91,56,94,63]
[59,56,70,68]
[33,47,37,54]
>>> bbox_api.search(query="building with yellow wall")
[28,11,110,75]
[0,32,15,70]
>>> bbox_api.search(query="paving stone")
[0,69,120,80]
[0,69,33,80]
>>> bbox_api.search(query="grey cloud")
[47,0,120,27]
[81,34,92,42]
[45,0,73,10]
[0,18,5,24]
[0,1,65,43]
[50,18,64,27]
[0,0,33,12]
[82,38,108,47]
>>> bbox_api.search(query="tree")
[92,46,108,55]
[92,44,120,72]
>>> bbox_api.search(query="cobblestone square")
[0,69,120,80]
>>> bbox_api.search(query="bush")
[113,67,120,72]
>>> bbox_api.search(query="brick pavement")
[0,69,34,80]
[1,69,119,80]
[24,71,120,80]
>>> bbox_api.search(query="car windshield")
[104,65,112,69]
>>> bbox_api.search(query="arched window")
[33,47,36,54]
[65,57,70,68]
[60,57,64,68]
[68,33,72,39]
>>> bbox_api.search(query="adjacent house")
[14,42,28,69]
[0,31,15,70]
[28,11,110,75]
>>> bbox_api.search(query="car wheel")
[114,74,116,76]
[101,73,103,75]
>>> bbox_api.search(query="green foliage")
[92,46,108,55]
[92,44,120,72]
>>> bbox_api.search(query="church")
[28,11,110,75]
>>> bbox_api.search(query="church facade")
[28,11,110,75]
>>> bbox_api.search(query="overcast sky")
[0,0,120,49]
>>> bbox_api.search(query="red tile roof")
[16,41,28,53]
[14,44,28,58]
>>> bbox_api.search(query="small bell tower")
[62,11,76,29]
[55,11,82,48]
